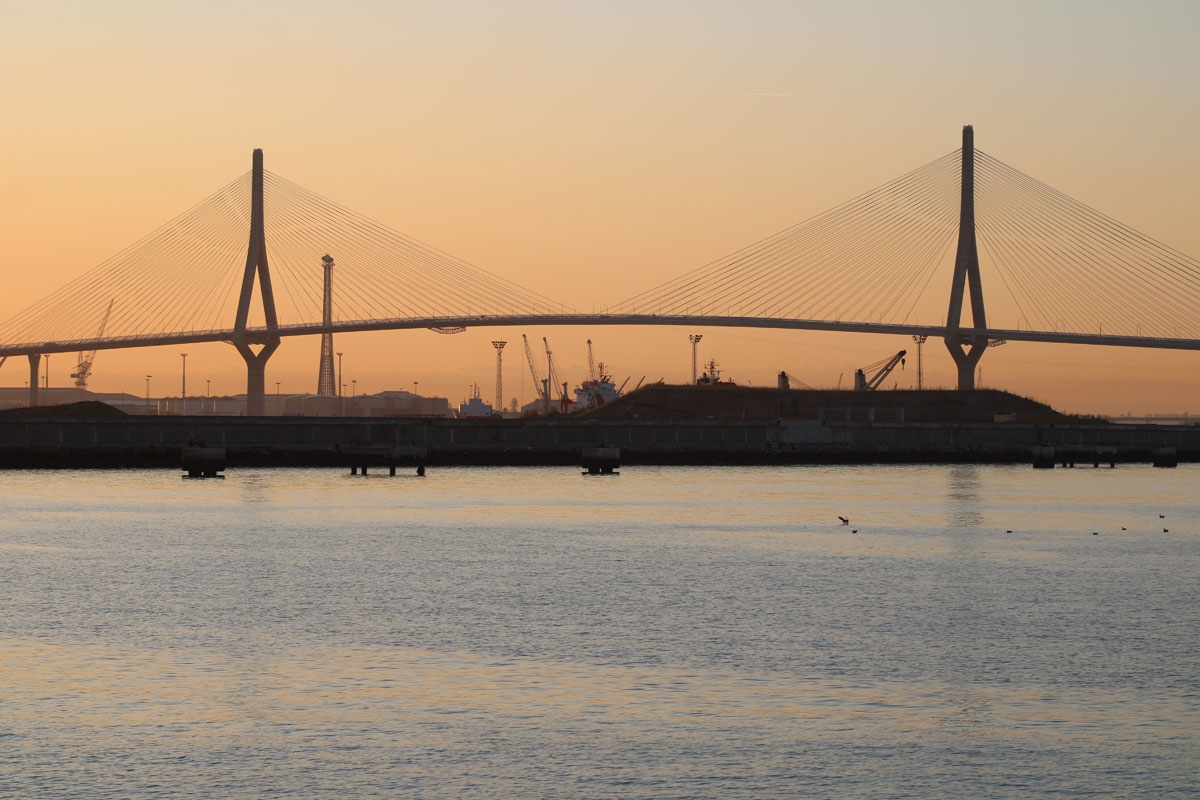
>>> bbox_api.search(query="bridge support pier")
[27,354,40,407]
[945,338,985,390]
[235,338,280,416]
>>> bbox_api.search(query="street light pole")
[181,353,187,414]
[337,352,343,397]
[275,381,281,415]
[145,375,152,414]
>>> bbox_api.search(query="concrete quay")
[1,415,1198,469]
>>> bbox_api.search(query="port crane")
[71,300,114,390]
[522,334,550,413]
[853,349,906,391]
[543,337,571,412]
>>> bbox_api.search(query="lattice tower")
[492,340,506,408]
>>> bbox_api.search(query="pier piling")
[581,447,621,475]
[181,445,226,478]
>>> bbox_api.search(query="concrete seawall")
[1,415,1198,468]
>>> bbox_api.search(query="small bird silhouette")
[1121,527,1127,531]
[1160,514,1166,519]
[837,516,849,525]
[851,529,858,534]
[1092,532,1098,536]
[1164,528,1170,533]
[1006,529,1013,534]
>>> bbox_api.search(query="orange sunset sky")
[2,1,1199,415]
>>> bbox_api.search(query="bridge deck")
[2,314,1197,358]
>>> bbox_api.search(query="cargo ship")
[573,363,624,410]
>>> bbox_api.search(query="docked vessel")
[574,363,623,410]
[457,384,494,418]
[695,358,736,386]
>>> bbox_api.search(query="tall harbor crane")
[543,337,561,392]
[71,300,114,390]
[523,334,550,413]
[543,337,569,412]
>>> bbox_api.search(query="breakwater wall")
[1,415,1198,468]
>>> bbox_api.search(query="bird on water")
[838,516,849,525]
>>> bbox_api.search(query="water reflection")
[946,464,984,527]
[237,470,272,504]
[2,466,1198,798]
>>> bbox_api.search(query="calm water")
[1,464,1198,798]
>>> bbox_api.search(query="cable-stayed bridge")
[3,126,1199,414]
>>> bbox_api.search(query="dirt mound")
[0,401,127,418]
[579,385,1080,424]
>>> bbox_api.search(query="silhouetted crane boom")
[71,299,114,390]
[522,334,546,402]
[854,349,906,391]
[543,337,564,396]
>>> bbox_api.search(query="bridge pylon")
[317,255,336,396]
[27,353,40,408]
[943,125,989,390]
[231,148,281,415]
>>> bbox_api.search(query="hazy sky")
[2,1,1199,414]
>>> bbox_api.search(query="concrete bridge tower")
[232,149,280,415]
[943,125,990,390]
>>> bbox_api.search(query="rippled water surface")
[2,464,1198,798]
